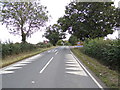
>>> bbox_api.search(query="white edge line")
[70,50,104,90]
[39,57,54,73]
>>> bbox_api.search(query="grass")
[0,46,55,68]
[71,47,119,88]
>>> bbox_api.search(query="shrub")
[56,40,64,46]
[83,38,119,70]
[36,42,52,48]
[2,42,36,59]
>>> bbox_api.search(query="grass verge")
[71,47,119,88]
[0,46,55,68]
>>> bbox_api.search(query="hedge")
[83,38,120,70]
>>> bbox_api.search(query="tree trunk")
[21,30,26,43]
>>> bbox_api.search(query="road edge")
[70,49,107,89]
[1,47,56,70]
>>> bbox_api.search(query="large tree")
[1,2,48,43]
[44,24,66,46]
[69,35,78,45]
[58,2,120,41]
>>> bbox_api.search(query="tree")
[1,2,48,43]
[44,24,66,46]
[64,40,70,46]
[56,40,64,46]
[69,35,78,45]
[58,2,120,41]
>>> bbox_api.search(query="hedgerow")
[83,38,120,70]
[2,42,52,59]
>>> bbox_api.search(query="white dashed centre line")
[55,52,58,55]
[39,57,54,73]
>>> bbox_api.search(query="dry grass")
[71,48,119,88]
[1,47,55,68]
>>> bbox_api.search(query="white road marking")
[39,57,54,73]
[28,55,41,59]
[0,70,14,74]
[54,50,57,52]
[48,50,51,53]
[19,61,32,64]
[24,59,34,62]
[66,71,87,76]
[0,54,43,75]
[32,81,35,84]
[4,67,22,71]
[65,64,80,67]
[11,63,27,67]
[67,59,75,61]
[66,61,80,65]
[65,62,77,64]
[65,57,87,76]
[55,52,58,55]
[66,67,82,71]
[70,51,103,89]
[66,60,78,63]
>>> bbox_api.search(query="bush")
[83,38,119,70]
[36,42,52,48]
[56,40,64,46]
[2,41,53,59]
[64,41,71,46]
[2,42,36,59]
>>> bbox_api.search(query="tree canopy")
[69,35,78,45]
[58,2,120,41]
[44,24,66,46]
[1,2,48,43]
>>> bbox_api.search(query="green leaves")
[44,24,66,46]
[83,38,120,70]
[2,42,36,58]
[69,35,78,45]
[1,2,49,43]
[58,2,120,41]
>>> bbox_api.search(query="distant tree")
[44,24,66,46]
[58,2,120,41]
[64,40,70,46]
[56,40,64,46]
[69,35,78,45]
[1,2,48,43]
[57,40,70,46]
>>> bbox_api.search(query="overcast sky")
[0,0,119,44]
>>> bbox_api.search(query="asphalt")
[1,46,105,89]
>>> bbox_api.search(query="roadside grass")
[71,47,119,88]
[0,46,55,68]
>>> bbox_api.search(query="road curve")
[1,46,105,89]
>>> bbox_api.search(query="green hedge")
[2,42,52,59]
[2,43,36,58]
[83,38,120,70]
[36,42,52,48]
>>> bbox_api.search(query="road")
[1,46,105,89]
